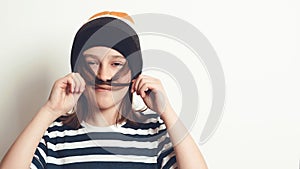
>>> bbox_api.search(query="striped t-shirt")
[30,111,177,169]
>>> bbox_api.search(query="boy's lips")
[93,85,112,91]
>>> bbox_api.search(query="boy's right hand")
[43,73,86,118]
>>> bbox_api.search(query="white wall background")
[0,0,299,169]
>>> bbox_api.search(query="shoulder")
[122,109,167,134]
[48,117,80,130]
[43,117,84,139]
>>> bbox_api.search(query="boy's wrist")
[39,104,61,123]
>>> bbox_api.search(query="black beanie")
[70,17,143,79]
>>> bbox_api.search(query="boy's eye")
[87,61,98,65]
[112,62,124,67]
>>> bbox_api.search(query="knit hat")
[70,11,143,80]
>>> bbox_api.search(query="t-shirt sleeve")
[156,118,177,169]
[30,134,48,169]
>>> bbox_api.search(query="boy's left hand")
[131,75,171,115]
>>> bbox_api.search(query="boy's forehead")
[83,46,126,59]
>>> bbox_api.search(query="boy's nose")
[96,66,112,81]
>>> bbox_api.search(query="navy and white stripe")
[31,111,177,169]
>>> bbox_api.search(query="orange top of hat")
[88,11,134,24]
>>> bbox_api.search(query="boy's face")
[82,46,131,111]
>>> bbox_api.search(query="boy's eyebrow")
[84,54,97,59]
[109,55,126,60]
[83,54,126,60]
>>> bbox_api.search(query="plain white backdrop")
[0,0,299,169]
